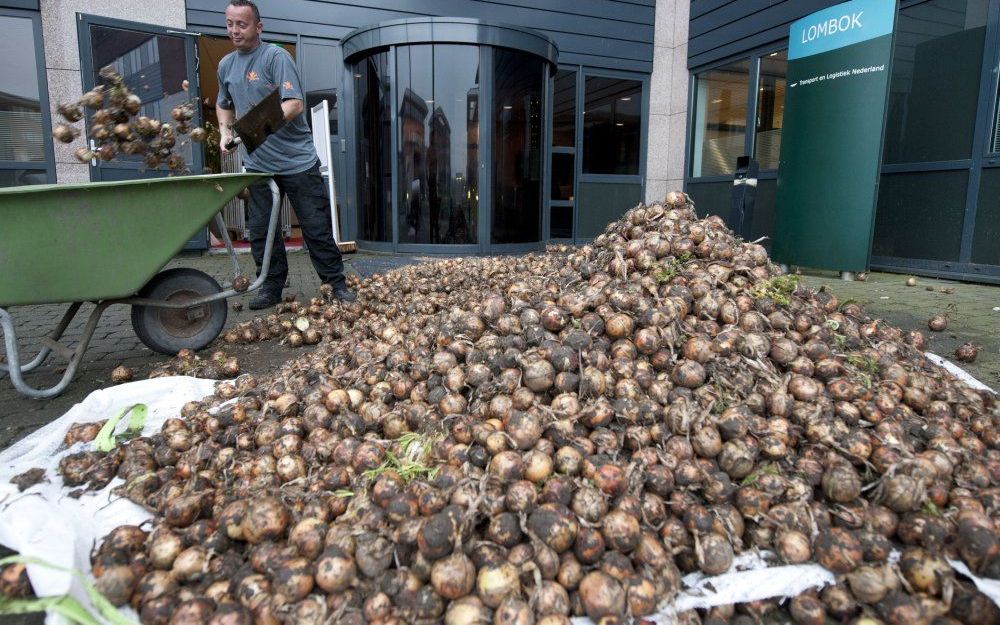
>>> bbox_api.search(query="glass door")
[78,15,203,183]
[549,68,577,240]
[868,0,1000,282]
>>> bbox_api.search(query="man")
[217,0,355,308]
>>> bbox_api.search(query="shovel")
[224,88,286,153]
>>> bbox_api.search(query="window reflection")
[691,60,750,177]
[553,70,576,147]
[397,44,479,244]
[89,25,193,168]
[551,153,574,201]
[0,16,44,163]
[755,51,786,171]
[582,77,641,175]
[493,49,543,244]
[885,0,987,163]
[303,43,338,134]
[355,52,392,242]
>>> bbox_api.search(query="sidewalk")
[798,271,998,388]
[1,256,996,450]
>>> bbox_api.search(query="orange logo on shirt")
[283,81,293,91]
[247,70,259,81]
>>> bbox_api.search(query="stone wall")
[645,0,689,203]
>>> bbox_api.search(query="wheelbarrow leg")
[214,212,243,284]
[0,302,83,376]
[0,302,110,399]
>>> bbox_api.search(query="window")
[88,24,192,168]
[552,69,576,147]
[550,68,576,239]
[354,52,392,242]
[691,60,750,177]
[302,43,338,135]
[884,0,987,163]
[755,51,786,171]
[492,48,543,244]
[0,14,47,186]
[396,44,480,245]
[582,77,641,175]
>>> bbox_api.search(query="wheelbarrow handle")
[123,178,280,310]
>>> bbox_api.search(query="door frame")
[77,13,204,182]
[0,7,56,185]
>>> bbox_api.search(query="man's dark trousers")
[246,162,346,295]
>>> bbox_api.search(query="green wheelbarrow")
[0,173,282,399]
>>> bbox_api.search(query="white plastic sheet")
[925,352,994,392]
[0,377,217,624]
[0,354,995,624]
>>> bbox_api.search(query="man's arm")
[216,58,237,154]
[280,98,303,122]
[217,105,236,154]
[271,47,306,122]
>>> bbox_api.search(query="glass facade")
[349,32,556,252]
[355,51,392,242]
[686,0,999,281]
[872,0,989,266]
[582,77,642,175]
[754,51,786,171]
[492,49,543,244]
[691,60,751,177]
[0,13,49,187]
[397,44,480,245]
[883,1,987,164]
[550,69,576,239]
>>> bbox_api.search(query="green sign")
[773,0,897,272]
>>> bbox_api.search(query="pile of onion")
[24,190,999,625]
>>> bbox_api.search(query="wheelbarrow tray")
[0,173,266,307]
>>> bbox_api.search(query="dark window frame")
[686,43,787,183]
[0,7,54,185]
[580,73,645,177]
[547,64,580,241]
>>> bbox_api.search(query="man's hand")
[220,131,234,155]
[216,105,236,154]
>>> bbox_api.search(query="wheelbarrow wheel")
[131,268,228,355]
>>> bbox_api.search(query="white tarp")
[0,377,217,624]
[0,357,995,624]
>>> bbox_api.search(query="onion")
[313,547,356,593]
[928,315,947,331]
[431,552,476,600]
[813,528,863,574]
[476,562,520,608]
[241,497,289,543]
[954,342,979,363]
[578,571,625,620]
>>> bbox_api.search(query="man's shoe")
[248,290,282,310]
[333,288,357,302]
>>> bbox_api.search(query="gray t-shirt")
[217,43,316,174]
